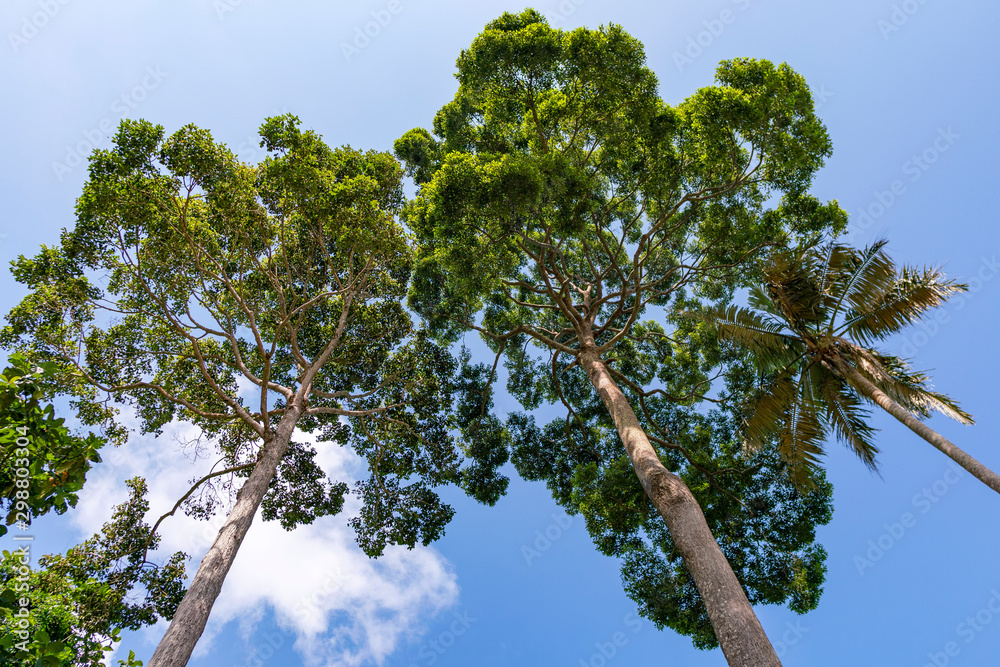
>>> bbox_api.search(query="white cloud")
[73,417,460,667]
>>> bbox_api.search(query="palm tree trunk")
[837,361,1000,495]
[147,402,304,667]
[578,347,782,667]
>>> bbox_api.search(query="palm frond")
[741,372,797,456]
[748,284,783,318]
[840,343,974,425]
[816,369,880,470]
[811,242,839,298]
[738,239,976,491]
[805,243,844,313]
[813,242,858,316]
[708,305,804,372]
[763,251,827,331]
[839,265,967,345]
[827,240,896,326]
[779,372,827,490]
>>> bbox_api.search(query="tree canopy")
[2,114,508,665]
[394,9,845,657]
[3,112,506,553]
[710,240,999,494]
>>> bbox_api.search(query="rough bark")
[578,347,782,667]
[146,402,304,667]
[838,361,1000,495]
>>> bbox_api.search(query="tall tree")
[709,240,999,493]
[2,115,507,666]
[395,10,845,665]
[508,350,833,650]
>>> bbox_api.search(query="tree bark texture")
[147,403,304,667]
[578,347,782,667]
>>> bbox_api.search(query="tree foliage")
[2,113,510,664]
[508,351,832,649]
[0,478,183,666]
[1,352,104,537]
[395,9,842,648]
[709,240,974,487]
[2,113,506,557]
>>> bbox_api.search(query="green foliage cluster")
[2,114,508,562]
[393,9,842,647]
[711,240,972,487]
[1,353,103,536]
[507,352,832,648]
[0,479,184,666]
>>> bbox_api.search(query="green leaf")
[43,640,65,655]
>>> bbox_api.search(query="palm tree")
[710,240,1000,495]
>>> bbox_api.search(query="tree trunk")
[578,347,782,667]
[837,361,1000,495]
[147,403,304,667]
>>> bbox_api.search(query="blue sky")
[2,1,1000,665]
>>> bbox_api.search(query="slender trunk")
[147,403,304,667]
[838,361,1000,495]
[578,347,781,667]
